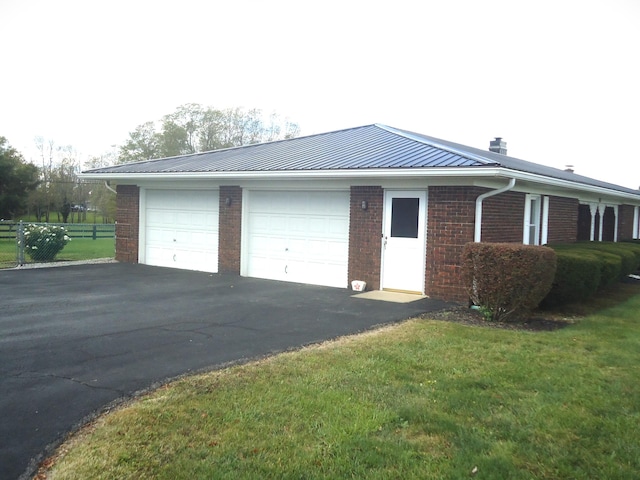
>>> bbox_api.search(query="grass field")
[54,237,115,261]
[0,237,114,268]
[44,284,640,479]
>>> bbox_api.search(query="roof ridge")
[374,124,499,166]
[89,125,381,171]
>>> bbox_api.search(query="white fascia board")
[78,167,640,203]
[506,171,640,204]
[78,167,498,181]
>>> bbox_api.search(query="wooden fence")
[0,222,115,240]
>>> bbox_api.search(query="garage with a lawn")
[81,124,640,302]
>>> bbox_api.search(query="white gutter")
[78,167,499,181]
[78,167,640,203]
[104,181,117,194]
[474,178,516,242]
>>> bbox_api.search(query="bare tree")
[83,153,117,222]
[31,136,57,222]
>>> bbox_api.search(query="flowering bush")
[21,224,71,261]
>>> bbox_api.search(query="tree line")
[0,104,299,222]
[119,104,299,163]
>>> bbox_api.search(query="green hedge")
[461,243,557,322]
[542,242,640,307]
[541,251,601,307]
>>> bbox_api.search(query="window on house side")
[524,194,541,245]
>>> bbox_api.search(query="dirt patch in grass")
[426,274,640,332]
[423,306,575,331]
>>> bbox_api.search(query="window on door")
[524,194,541,245]
[390,197,419,238]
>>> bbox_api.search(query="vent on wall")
[489,137,507,155]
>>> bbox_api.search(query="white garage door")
[246,191,349,288]
[144,189,219,272]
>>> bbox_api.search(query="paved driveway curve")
[0,263,449,479]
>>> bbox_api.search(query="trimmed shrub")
[589,242,640,276]
[541,251,601,308]
[593,251,623,287]
[21,224,71,261]
[543,241,640,308]
[461,243,557,322]
[620,242,640,269]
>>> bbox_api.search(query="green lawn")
[54,237,115,261]
[0,239,17,268]
[44,285,640,479]
[0,237,114,268]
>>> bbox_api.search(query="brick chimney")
[489,137,507,155]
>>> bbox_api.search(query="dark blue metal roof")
[83,124,640,197]
[84,124,494,174]
[390,125,640,196]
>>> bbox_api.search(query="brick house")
[81,124,640,302]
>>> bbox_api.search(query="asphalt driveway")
[0,263,450,479]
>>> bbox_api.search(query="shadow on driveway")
[0,263,451,479]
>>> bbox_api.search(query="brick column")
[617,204,636,241]
[115,185,140,263]
[218,186,242,273]
[425,186,478,302]
[348,186,383,290]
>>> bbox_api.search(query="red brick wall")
[482,193,579,244]
[219,186,242,273]
[618,205,635,241]
[481,191,525,243]
[425,186,479,302]
[547,196,579,243]
[424,188,583,302]
[115,185,139,263]
[348,186,383,290]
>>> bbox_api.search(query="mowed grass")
[0,239,18,268]
[47,287,640,479]
[54,237,115,261]
[0,237,114,268]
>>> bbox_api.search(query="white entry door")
[381,190,427,294]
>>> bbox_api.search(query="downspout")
[104,181,117,194]
[474,178,516,242]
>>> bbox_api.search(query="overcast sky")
[1,0,638,189]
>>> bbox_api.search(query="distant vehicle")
[71,205,86,212]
